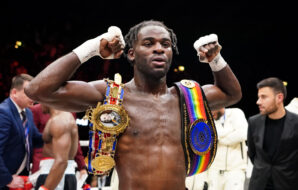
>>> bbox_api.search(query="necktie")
[21,110,30,171]
[21,111,26,124]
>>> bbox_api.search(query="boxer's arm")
[194,34,242,110]
[202,65,241,110]
[25,53,102,112]
[25,27,125,112]
[42,119,71,190]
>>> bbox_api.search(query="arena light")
[178,65,185,72]
[16,41,22,46]
[283,81,288,86]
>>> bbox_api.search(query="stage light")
[178,66,185,72]
[16,41,22,46]
[283,81,287,86]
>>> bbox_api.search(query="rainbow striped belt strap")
[174,79,217,176]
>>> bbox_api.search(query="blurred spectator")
[186,172,208,190]
[285,97,298,113]
[207,107,248,190]
[30,103,87,179]
[34,104,79,190]
[248,77,298,190]
[0,74,43,189]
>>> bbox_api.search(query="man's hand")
[78,168,88,180]
[99,26,125,59]
[73,26,125,63]
[7,175,24,188]
[100,36,124,59]
[199,42,222,63]
[193,34,221,63]
[193,34,227,72]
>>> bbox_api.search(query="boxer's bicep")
[202,84,228,110]
[40,80,106,112]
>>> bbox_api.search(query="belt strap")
[174,79,217,176]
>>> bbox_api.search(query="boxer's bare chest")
[115,87,186,190]
[122,88,181,141]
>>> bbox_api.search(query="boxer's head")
[124,20,179,66]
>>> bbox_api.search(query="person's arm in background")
[75,141,88,178]
[247,118,255,164]
[71,112,88,182]
[71,112,88,176]
[219,108,248,145]
[30,103,45,174]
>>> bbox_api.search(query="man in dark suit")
[247,77,298,190]
[0,74,43,189]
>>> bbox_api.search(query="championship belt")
[84,73,129,175]
[174,80,217,176]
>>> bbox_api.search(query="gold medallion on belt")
[181,79,195,88]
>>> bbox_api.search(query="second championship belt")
[85,73,129,175]
[174,79,217,176]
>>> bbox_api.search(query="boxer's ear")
[127,48,135,62]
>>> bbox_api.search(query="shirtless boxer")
[25,20,242,190]
[35,104,78,190]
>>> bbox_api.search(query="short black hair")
[124,20,179,57]
[257,77,287,101]
[10,73,33,91]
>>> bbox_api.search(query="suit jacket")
[247,110,298,190]
[0,98,43,188]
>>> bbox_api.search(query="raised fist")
[193,34,221,63]
[99,26,125,59]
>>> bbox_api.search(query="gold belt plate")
[91,103,129,135]
[91,155,116,172]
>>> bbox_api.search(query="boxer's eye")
[143,41,152,47]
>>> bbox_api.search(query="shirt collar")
[10,97,25,115]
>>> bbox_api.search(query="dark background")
[1,0,297,125]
